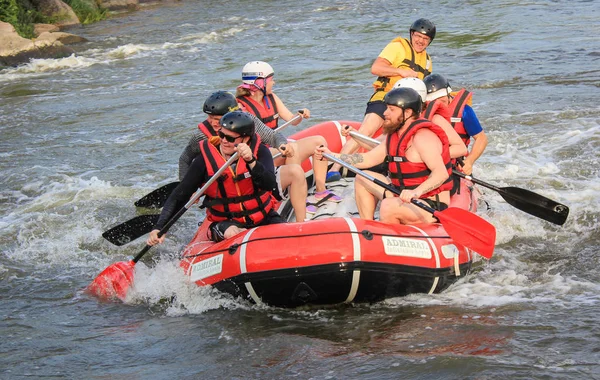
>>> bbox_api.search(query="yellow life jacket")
[371,37,432,102]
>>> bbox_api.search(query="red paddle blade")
[434,207,496,259]
[87,260,135,301]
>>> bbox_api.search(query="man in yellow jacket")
[327,18,436,181]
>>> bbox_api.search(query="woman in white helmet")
[236,61,342,205]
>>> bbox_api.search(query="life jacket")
[385,119,453,198]
[237,94,279,129]
[423,99,463,195]
[198,135,274,225]
[372,37,432,96]
[423,100,452,123]
[197,120,217,137]
[447,89,473,147]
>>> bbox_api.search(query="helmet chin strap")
[397,110,408,129]
[251,78,271,109]
[259,81,271,109]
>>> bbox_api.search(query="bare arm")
[432,115,468,159]
[371,57,417,78]
[462,130,488,175]
[337,142,387,169]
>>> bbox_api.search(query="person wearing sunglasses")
[236,61,342,204]
[327,18,436,183]
[148,111,283,245]
[179,90,315,222]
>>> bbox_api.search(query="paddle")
[323,153,496,259]
[102,214,160,246]
[88,153,240,301]
[348,128,569,226]
[452,170,569,226]
[348,130,380,149]
[101,149,287,246]
[132,111,305,209]
[134,181,180,208]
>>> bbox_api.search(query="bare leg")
[224,225,246,239]
[284,136,328,193]
[278,164,308,222]
[330,113,385,173]
[270,147,286,167]
[354,172,389,220]
[379,199,437,225]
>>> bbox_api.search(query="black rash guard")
[156,143,277,230]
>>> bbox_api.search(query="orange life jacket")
[237,94,279,129]
[423,100,452,123]
[198,135,274,225]
[197,120,216,137]
[447,89,473,147]
[386,119,453,198]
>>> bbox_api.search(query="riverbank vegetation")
[0,0,42,38]
[0,0,106,38]
[63,0,107,24]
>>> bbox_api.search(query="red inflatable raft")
[178,120,486,308]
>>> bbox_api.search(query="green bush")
[0,0,43,38]
[63,0,106,24]
[0,0,106,39]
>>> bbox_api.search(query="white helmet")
[393,77,427,102]
[241,61,274,85]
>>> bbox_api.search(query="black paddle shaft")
[453,170,569,225]
[323,153,438,215]
[132,153,240,263]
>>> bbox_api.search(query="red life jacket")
[386,119,453,198]
[198,135,274,225]
[423,99,452,123]
[447,88,473,147]
[237,94,279,129]
[197,120,217,137]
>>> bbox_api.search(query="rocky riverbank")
[0,0,174,68]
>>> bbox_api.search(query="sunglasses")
[218,130,242,143]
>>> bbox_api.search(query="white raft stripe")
[407,225,441,295]
[342,217,361,303]
[239,227,262,304]
[454,249,461,277]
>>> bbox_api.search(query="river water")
[1,0,599,378]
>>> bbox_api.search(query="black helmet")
[423,73,452,101]
[203,91,239,115]
[220,111,255,137]
[384,88,423,115]
[410,18,436,42]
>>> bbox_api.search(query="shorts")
[364,100,387,119]
[420,197,449,211]
[208,209,285,242]
[272,166,288,201]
